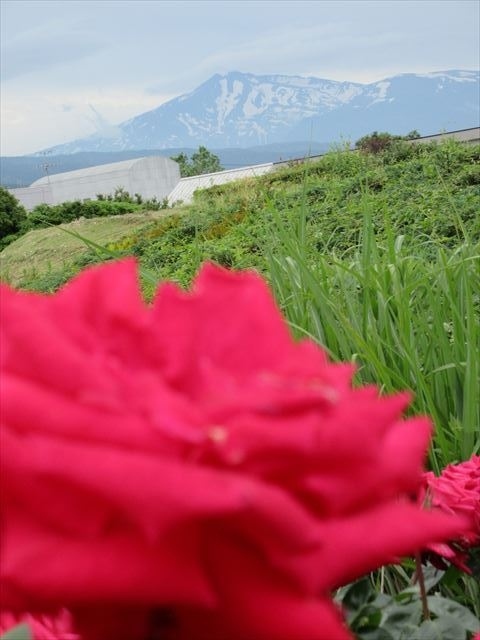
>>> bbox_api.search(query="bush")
[355,131,402,154]
[356,130,421,155]
[22,199,142,233]
[95,190,170,211]
[0,187,27,243]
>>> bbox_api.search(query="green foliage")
[356,131,401,154]
[170,152,191,177]
[266,207,480,472]
[22,199,141,233]
[1,189,170,250]
[95,187,168,210]
[128,140,479,283]
[0,187,27,244]
[0,210,170,290]
[337,568,479,640]
[355,130,421,155]
[171,146,223,177]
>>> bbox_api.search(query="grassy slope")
[1,139,478,294]
[0,209,176,287]
[129,140,480,293]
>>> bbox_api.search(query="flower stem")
[415,552,430,620]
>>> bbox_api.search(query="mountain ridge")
[38,69,479,155]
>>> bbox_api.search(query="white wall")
[168,163,274,205]
[9,184,53,209]
[129,156,180,201]
[408,127,480,145]
[9,156,180,210]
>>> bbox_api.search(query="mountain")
[37,70,480,155]
[287,71,480,142]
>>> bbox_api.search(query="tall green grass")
[266,194,479,472]
[265,182,479,615]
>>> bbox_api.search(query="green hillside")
[129,139,480,291]
[0,209,178,288]
[2,139,478,293]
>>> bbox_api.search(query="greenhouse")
[10,156,181,210]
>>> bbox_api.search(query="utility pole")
[36,152,57,203]
[37,162,56,185]
[37,153,57,185]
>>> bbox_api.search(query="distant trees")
[96,187,169,210]
[0,186,27,242]
[171,146,223,177]
[355,130,420,154]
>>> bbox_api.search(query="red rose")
[0,260,467,640]
[422,455,480,572]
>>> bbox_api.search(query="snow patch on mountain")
[334,85,364,103]
[368,81,391,105]
[216,78,244,130]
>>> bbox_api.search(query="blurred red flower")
[0,260,468,640]
[422,455,480,572]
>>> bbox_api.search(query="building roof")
[167,162,274,204]
[31,156,174,186]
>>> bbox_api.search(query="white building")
[167,162,275,205]
[9,156,180,210]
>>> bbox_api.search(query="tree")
[171,146,223,177]
[170,152,192,177]
[0,186,27,240]
[190,146,223,175]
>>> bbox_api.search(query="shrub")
[22,199,142,233]
[355,131,402,154]
[0,187,27,243]
[356,130,421,156]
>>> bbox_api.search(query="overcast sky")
[1,0,478,155]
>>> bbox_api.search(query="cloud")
[0,88,164,155]
[145,23,410,94]
[197,27,406,75]
[85,105,122,140]
[1,22,106,82]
